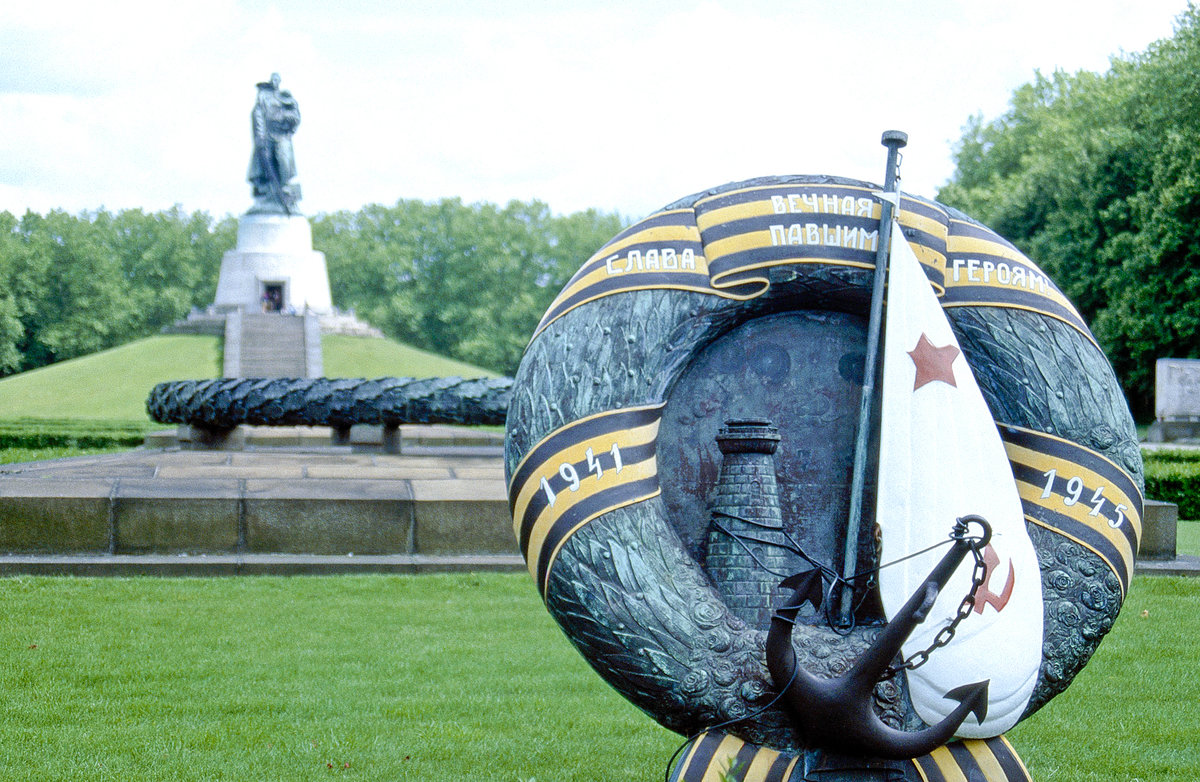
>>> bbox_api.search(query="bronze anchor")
[766,518,992,760]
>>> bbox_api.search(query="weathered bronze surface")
[247,73,302,215]
[658,311,875,619]
[504,172,1143,780]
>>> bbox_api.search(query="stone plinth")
[1141,499,1178,560]
[0,440,512,563]
[1146,420,1200,442]
[213,213,332,314]
[1149,358,1200,442]
[1156,358,1200,421]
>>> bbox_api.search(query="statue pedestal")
[213,212,332,314]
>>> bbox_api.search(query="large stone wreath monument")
[503,134,1143,781]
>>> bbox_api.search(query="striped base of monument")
[669,732,1033,782]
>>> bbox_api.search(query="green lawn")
[0,419,155,464]
[0,574,1195,781]
[1180,521,1199,556]
[0,574,676,782]
[0,444,131,465]
[1008,576,1200,781]
[2,447,74,465]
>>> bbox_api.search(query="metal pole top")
[881,129,908,148]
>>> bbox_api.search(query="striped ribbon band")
[1000,423,1143,595]
[508,404,663,597]
[942,218,1089,339]
[533,209,714,337]
[670,733,1032,782]
[534,181,1093,348]
[669,732,800,782]
[912,736,1033,782]
[693,182,947,295]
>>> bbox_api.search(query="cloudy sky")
[0,1,1190,222]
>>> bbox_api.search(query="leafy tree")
[102,207,234,335]
[0,207,235,377]
[0,212,24,373]
[937,5,1200,420]
[0,197,617,380]
[6,209,133,368]
[314,198,622,374]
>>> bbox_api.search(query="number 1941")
[540,444,624,507]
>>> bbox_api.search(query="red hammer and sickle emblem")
[973,543,1015,614]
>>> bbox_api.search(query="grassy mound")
[0,336,222,422]
[0,334,497,423]
[321,334,498,379]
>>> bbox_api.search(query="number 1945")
[1041,468,1128,529]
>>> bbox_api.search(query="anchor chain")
[881,520,989,679]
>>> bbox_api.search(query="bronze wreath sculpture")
[504,173,1142,781]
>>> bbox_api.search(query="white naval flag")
[874,219,1043,738]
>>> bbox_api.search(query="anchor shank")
[850,537,973,677]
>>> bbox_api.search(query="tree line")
[312,199,622,375]
[0,208,235,376]
[0,200,621,379]
[937,5,1200,420]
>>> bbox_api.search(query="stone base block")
[410,479,514,555]
[0,447,513,560]
[1141,499,1179,560]
[1146,420,1200,443]
[244,480,412,554]
[114,480,241,553]
[182,426,246,451]
[0,479,112,552]
[213,213,332,313]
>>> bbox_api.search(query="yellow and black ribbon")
[533,210,710,337]
[912,736,1033,782]
[670,733,1032,782]
[669,732,800,782]
[534,180,1091,348]
[508,404,663,597]
[941,219,1092,342]
[1001,423,1143,594]
[692,181,948,295]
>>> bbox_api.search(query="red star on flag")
[908,333,960,390]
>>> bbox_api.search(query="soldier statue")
[247,73,302,214]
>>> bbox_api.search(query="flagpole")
[838,129,907,626]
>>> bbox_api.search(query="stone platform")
[0,425,521,576]
[1134,554,1200,577]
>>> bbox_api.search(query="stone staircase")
[224,311,322,378]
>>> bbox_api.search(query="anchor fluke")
[766,568,827,692]
[944,680,990,725]
[779,569,825,611]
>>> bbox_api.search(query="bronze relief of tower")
[704,418,807,629]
